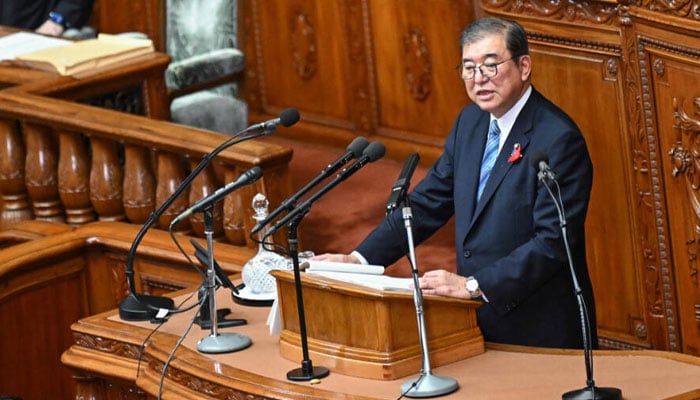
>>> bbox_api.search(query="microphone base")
[287,360,330,382]
[118,293,175,321]
[197,332,252,354]
[562,386,622,400]
[400,373,459,398]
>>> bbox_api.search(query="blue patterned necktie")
[477,120,501,202]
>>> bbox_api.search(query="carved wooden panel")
[649,39,700,354]
[247,0,363,137]
[528,44,651,349]
[367,0,473,154]
[242,0,474,163]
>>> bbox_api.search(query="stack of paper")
[304,261,412,291]
[9,33,154,75]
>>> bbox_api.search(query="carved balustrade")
[0,91,293,247]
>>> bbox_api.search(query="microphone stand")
[539,176,621,400]
[118,128,273,321]
[284,210,330,381]
[398,201,459,398]
[196,207,252,354]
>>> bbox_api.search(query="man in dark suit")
[315,17,596,349]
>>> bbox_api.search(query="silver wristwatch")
[465,276,482,298]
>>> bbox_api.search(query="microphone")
[529,151,556,181]
[250,136,369,235]
[265,141,386,237]
[386,153,420,213]
[172,166,263,225]
[246,108,300,133]
[532,152,622,400]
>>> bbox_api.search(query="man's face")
[460,33,531,118]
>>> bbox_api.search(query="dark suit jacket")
[0,0,93,30]
[357,87,597,349]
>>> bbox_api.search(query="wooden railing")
[0,86,291,397]
[0,220,257,400]
[0,90,293,248]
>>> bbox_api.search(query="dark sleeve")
[53,0,94,28]
[355,118,459,267]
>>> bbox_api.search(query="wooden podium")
[271,270,484,380]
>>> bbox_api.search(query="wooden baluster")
[223,166,251,246]
[188,160,224,237]
[0,118,32,228]
[58,130,95,225]
[123,145,156,224]
[23,122,63,222]
[156,152,188,229]
[89,137,125,221]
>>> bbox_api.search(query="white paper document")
[306,270,413,291]
[0,32,71,61]
[305,260,385,275]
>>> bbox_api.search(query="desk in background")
[0,26,170,119]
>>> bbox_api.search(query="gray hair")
[460,17,529,57]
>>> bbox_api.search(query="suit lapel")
[468,92,538,229]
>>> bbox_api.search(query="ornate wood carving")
[74,332,143,360]
[628,31,700,350]
[672,97,700,286]
[620,16,668,348]
[402,27,432,102]
[633,0,700,20]
[345,0,374,132]
[146,354,274,400]
[481,0,620,27]
[290,7,318,81]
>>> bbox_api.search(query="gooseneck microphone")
[264,141,386,238]
[386,153,420,213]
[246,108,300,133]
[171,166,263,226]
[119,108,299,321]
[250,136,369,235]
[530,151,622,400]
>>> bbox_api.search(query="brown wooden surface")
[231,0,700,356]
[0,221,256,400]
[0,89,294,247]
[80,0,700,356]
[272,269,484,380]
[0,25,171,119]
[14,0,700,373]
[60,288,700,400]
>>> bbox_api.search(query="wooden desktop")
[61,278,700,400]
[0,26,170,119]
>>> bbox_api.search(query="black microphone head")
[529,151,548,170]
[245,166,264,182]
[363,141,386,162]
[279,108,300,127]
[347,137,369,158]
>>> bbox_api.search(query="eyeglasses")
[456,55,521,80]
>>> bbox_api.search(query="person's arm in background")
[36,0,94,36]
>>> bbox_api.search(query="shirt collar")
[491,85,532,149]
